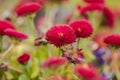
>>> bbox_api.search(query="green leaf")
[30,58,40,79]
[18,75,29,80]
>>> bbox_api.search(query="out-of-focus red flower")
[15,0,47,12]
[41,57,67,69]
[84,0,105,4]
[4,29,28,40]
[80,3,104,19]
[46,25,76,47]
[102,7,115,27]
[16,2,41,16]
[0,20,15,35]
[104,34,120,47]
[74,64,101,80]
[17,53,30,64]
[62,49,84,64]
[69,19,93,38]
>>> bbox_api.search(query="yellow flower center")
[78,28,81,32]
[58,32,63,38]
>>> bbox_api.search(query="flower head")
[46,25,76,47]
[74,64,100,80]
[84,0,105,3]
[4,29,28,40]
[80,3,104,18]
[41,57,67,69]
[16,2,41,16]
[0,20,15,34]
[69,19,93,38]
[104,34,120,47]
[17,53,30,64]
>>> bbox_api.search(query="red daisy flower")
[0,20,15,35]
[69,19,93,38]
[84,0,105,4]
[46,25,76,47]
[102,7,115,27]
[74,64,100,80]
[17,53,30,64]
[41,57,67,69]
[104,34,120,46]
[4,29,28,40]
[16,2,41,16]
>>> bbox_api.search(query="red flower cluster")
[70,19,93,38]
[16,2,41,16]
[41,57,67,69]
[104,34,120,46]
[0,20,15,34]
[17,53,30,64]
[4,29,28,40]
[62,49,84,64]
[46,25,76,47]
[84,0,105,3]
[77,3,115,27]
[74,64,100,80]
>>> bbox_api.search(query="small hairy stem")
[0,43,14,62]
[46,45,51,57]
[0,35,3,53]
[8,65,23,73]
[77,38,80,49]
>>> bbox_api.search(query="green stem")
[0,35,3,53]
[46,45,51,58]
[27,15,37,37]
[77,38,80,49]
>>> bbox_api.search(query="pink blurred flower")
[17,53,30,64]
[104,34,120,47]
[46,25,76,47]
[41,57,67,69]
[69,19,93,38]
[16,2,41,16]
[74,64,101,80]
[84,0,105,4]
[4,29,28,40]
[0,20,15,35]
